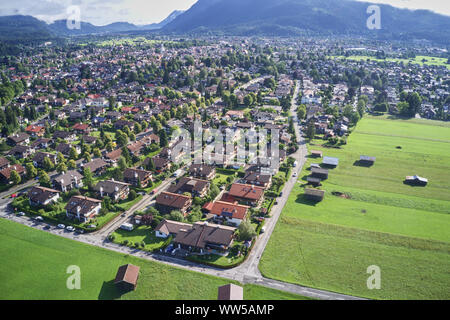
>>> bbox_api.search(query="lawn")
[0,219,308,300]
[260,115,450,299]
[111,225,166,251]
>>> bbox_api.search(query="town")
[0,31,449,301]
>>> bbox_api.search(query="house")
[55,143,80,156]
[126,140,144,156]
[81,158,108,176]
[93,180,130,202]
[0,157,10,170]
[155,219,193,238]
[311,167,329,180]
[188,164,216,180]
[173,221,236,253]
[304,188,325,201]
[25,125,45,137]
[28,186,60,206]
[150,156,171,173]
[114,120,135,131]
[7,132,30,146]
[218,284,244,301]
[242,171,272,189]
[203,201,249,226]
[7,145,35,159]
[82,135,97,145]
[52,170,83,192]
[72,123,90,134]
[105,149,122,164]
[65,195,101,222]
[167,177,210,197]
[32,152,58,168]
[123,168,152,188]
[405,175,428,186]
[155,192,192,215]
[227,183,264,207]
[322,156,339,168]
[114,264,140,292]
[0,164,26,183]
[31,138,52,149]
[53,131,76,142]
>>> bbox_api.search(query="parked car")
[18,211,26,216]
[165,244,174,253]
[43,225,51,230]
[75,229,85,234]
[66,226,75,232]
[279,192,283,197]
[57,224,65,229]
[35,216,44,222]
[293,172,297,177]
[261,226,266,233]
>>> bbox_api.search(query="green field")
[0,219,308,300]
[260,115,450,299]
[332,55,450,69]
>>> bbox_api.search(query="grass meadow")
[260,115,450,299]
[0,219,308,300]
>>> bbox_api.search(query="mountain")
[0,15,53,42]
[163,0,450,43]
[0,10,185,40]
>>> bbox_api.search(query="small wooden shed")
[114,264,140,291]
[304,188,325,202]
[218,284,244,301]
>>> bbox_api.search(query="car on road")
[261,226,266,233]
[75,229,84,234]
[35,216,44,222]
[66,226,75,232]
[121,213,126,217]
[18,211,26,216]
[57,224,65,229]
[293,172,297,177]
[150,189,157,195]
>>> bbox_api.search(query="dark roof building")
[167,177,210,197]
[114,264,140,291]
[28,186,60,206]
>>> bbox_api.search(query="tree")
[93,148,102,158]
[69,147,78,160]
[146,157,155,171]
[244,94,253,107]
[10,170,21,185]
[128,189,137,201]
[306,121,316,140]
[83,167,94,189]
[67,159,77,169]
[39,171,51,188]
[56,162,68,174]
[209,183,220,200]
[159,129,168,148]
[169,210,184,222]
[43,156,54,172]
[238,220,256,241]
[118,156,128,171]
[297,104,306,120]
[26,163,37,180]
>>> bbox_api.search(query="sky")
[0,0,448,26]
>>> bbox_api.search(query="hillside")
[163,0,450,43]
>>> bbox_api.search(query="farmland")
[0,219,308,300]
[332,55,450,69]
[260,115,450,299]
